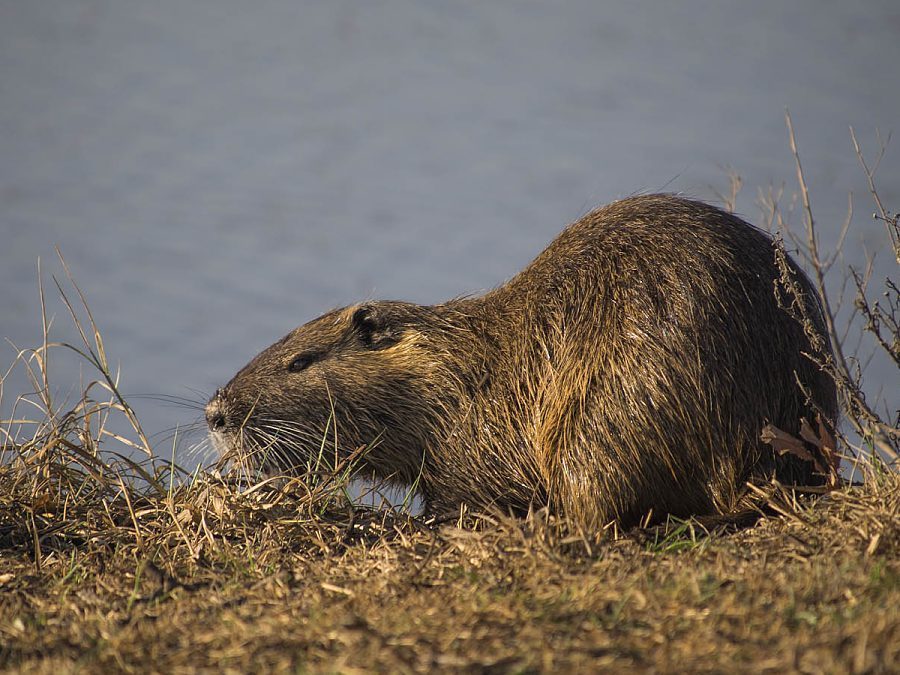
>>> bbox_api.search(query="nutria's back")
[206,194,837,529]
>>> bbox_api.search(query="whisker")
[126,393,207,411]
[182,386,213,401]
[253,428,300,472]
[149,419,207,442]
[182,437,217,468]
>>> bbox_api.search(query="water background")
[2,0,898,465]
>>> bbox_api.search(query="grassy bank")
[0,465,897,673]
[1,129,897,673]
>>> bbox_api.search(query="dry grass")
[0,459,897,673]
[1,127,898,673]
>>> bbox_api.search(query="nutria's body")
[206,195,837,528]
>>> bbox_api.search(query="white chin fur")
[208,429,236,458]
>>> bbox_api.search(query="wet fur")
[207,195,837,529]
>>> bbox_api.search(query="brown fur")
[206,195,837,529]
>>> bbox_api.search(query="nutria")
[206,194,837,528]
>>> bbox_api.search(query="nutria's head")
[206,301,454,483]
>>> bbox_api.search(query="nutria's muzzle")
[205,389,228,432]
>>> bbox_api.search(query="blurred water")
[1,0,898,464]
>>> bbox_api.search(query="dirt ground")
[0,461,896,674]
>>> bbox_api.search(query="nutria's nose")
[205,391,227,431]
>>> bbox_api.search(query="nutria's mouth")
[208,414,351,477]
[208,425,295,474]
[205,391,300,471]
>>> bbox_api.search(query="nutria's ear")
[351,304,403,350]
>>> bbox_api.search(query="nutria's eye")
[288,353,319,372]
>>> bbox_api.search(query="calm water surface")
[1,1,898,463]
